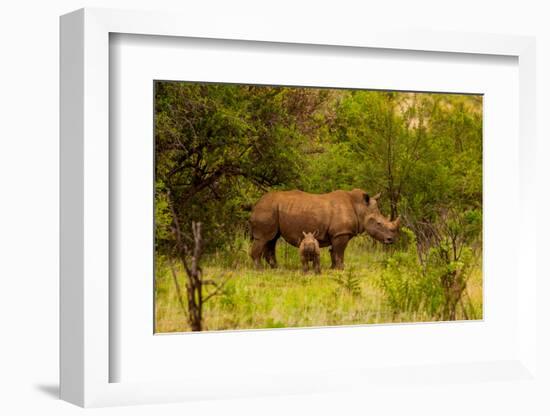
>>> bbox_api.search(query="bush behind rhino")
[378,213,481,321]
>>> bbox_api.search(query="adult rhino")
[249,189,400,269]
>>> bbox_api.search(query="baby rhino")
[299,231,321,274]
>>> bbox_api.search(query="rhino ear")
[364,193,370,205]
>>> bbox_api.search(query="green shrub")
[333,266,362,297]
[378,223,479,321]
[378,228,442,317]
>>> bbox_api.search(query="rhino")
[249,189,400,269]
[299,231,321,274]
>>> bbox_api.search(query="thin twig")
[459,299,470,320]
[203,274,232,303]
[168,258,188,320]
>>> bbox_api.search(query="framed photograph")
[60,8,537,408]
[152,80,483,334]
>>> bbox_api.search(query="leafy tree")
[155,82,327,253]
[333,91,481,225]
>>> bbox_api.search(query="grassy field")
[155,234,482,333]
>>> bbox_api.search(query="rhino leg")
[249,210,279,269]
[329,247,336,269]
[301,256,309,273]
[330,235,350,270]
[251,239,268,269]
[263,237,279,269]
[313,256,321,274]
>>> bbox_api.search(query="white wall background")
[1,1,548,415]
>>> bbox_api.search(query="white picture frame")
[60,7,537,408]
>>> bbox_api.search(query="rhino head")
[301,231,319,250]
[361,192,400,244]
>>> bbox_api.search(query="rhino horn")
[393,216,401,228]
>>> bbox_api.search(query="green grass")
[155,235,482,333]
